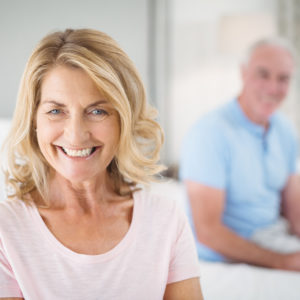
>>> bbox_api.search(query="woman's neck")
[45,172,117,213]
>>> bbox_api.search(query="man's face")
[241,45,294,124]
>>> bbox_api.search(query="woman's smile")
[58,146,100,158]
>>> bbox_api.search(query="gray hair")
[242,37,297,66]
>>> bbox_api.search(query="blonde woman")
[0,29,202,299]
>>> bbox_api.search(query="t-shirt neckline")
[30,191,140,264]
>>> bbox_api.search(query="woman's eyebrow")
[41,100,66,107]
[41,99,109,108]
[87,100,109,107]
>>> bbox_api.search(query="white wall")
[168,0,280,164]
[0,0,149,118]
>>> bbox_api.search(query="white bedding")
[150,180,300,300]
[199,259,300,300]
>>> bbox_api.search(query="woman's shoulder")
[0,197,27,211]
[0,198,33,228]
[135,185,176,207]
[134,182,187,222]
[133,183,193,249]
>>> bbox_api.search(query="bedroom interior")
[1,0,300,299]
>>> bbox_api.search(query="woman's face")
[36,65,120,184]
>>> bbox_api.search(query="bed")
[150,180,300,300]
[0,118,300,299]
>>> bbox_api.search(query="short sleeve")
[179,118,229,189]
[276,114,299,175]
[167,208,200,284]
[0,239,23,297]
[287,126,299,174]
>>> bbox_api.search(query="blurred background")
[0,0,299,170]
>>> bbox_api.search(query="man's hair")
[242,36,297,66]
[2,28,165,205]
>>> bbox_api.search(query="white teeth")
[62,147,93,157]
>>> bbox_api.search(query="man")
[179,38,300,271]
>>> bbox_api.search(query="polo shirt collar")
[231,98,274,137]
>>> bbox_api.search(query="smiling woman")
[0,29,203,299]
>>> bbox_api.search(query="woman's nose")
[64,114,89,145]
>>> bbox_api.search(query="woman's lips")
[57,146,101,159]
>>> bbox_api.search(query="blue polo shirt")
[179,99,298,261]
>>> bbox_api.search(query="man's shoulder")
[272,113,297,140]
[187,100,235,139]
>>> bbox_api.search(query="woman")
[0,29,202,299]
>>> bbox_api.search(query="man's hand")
[275,252,300,271]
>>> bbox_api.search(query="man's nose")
[64,114,89,145]
[265,79,280,95]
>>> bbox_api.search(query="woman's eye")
[91,109,107,116]
[48,109,61,115]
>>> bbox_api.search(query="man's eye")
[279,76,290,84]
[258,71,269,79]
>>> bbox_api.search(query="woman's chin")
[55,169,103,185]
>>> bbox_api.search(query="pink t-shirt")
[0,189,199,299]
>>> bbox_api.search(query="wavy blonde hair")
[2,28,165,205]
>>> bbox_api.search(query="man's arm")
[164,277,203,300]
[186,180,300,271]
[282,174,300,236]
